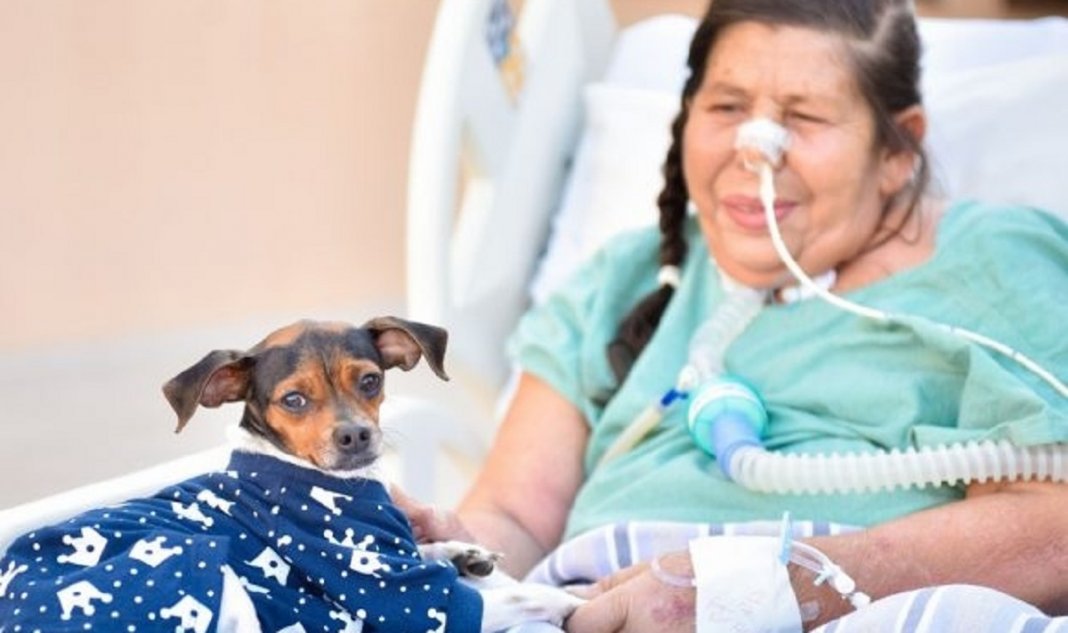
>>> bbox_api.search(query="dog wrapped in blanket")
[0,318,582,633]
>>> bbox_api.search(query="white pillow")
[530,15,1068,303]
[529,16,691,303]
[529,84,677,303]
[598,14,695,92]
[919,17,1068,77]
[925,53,1068,217]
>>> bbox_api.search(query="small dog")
[0,317,581,633]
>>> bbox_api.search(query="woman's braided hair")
[606,0,929,383]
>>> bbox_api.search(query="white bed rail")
[406,0,617,419]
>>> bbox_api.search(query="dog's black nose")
[333,422,375,454]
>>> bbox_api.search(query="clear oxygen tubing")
[685,117,1068,495]
[755,158,1068,398]
[596,272,767,468]
[729,438,1068,495]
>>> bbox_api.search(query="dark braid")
[606,104,691,382]
[606,0,929,384]
[606,14,719,383]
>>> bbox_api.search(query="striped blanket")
[506,521,1067,633]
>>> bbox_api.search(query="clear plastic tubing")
[729,439,1068,494]
[688,376,1068,494]
[681,280,765,389]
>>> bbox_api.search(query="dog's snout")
[334,422,375,453]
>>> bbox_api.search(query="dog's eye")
[358,373,382,397]
[280,391,308,411]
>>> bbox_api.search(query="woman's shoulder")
[597,221,664,259]
[593,214,702,264]
[520,217,703,339]
[932,200,1067,275]
[571,222,665,289]
[927,199,1067,302]
[524,223,661,325]
[941,199,1068,243]
[858,199,1065,306]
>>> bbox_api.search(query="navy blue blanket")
[0,451,482,632]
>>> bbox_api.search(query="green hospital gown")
[510,200,1068,540]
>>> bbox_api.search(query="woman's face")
[684,21,904,289]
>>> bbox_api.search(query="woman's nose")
[734,117,791,171]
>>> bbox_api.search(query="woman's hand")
[390,485,475,544]
[566,551,696,633]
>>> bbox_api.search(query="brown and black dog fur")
[165,317,447,473]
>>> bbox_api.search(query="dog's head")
[162,317,448,471]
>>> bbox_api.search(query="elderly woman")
[402,0,1068,630]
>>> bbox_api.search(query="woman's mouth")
[720,194,797,231]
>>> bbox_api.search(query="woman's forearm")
[797,481,1068,628]
[456,373,590,576]
[457,502,552,576]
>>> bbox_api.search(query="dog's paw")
[417,540,502,578]
[453,549,501,578]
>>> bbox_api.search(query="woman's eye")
[280,392,308,411]
[709,102,742,115]
[788,111,825,124]
[359,373,382,397]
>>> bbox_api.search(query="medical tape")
[689,536,802,633]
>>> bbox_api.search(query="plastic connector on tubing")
[687,377,767,475]
[707,411,763,477]
[779,512,872,612]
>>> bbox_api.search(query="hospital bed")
[3,0,1068,561]
[406,0,1068,455]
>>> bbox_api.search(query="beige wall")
[0,0,704,355]
[0,1,438,352]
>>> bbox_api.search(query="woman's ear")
[879,104,926,198]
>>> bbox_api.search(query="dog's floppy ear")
[162,350,255,433]
[363,316,449,381]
